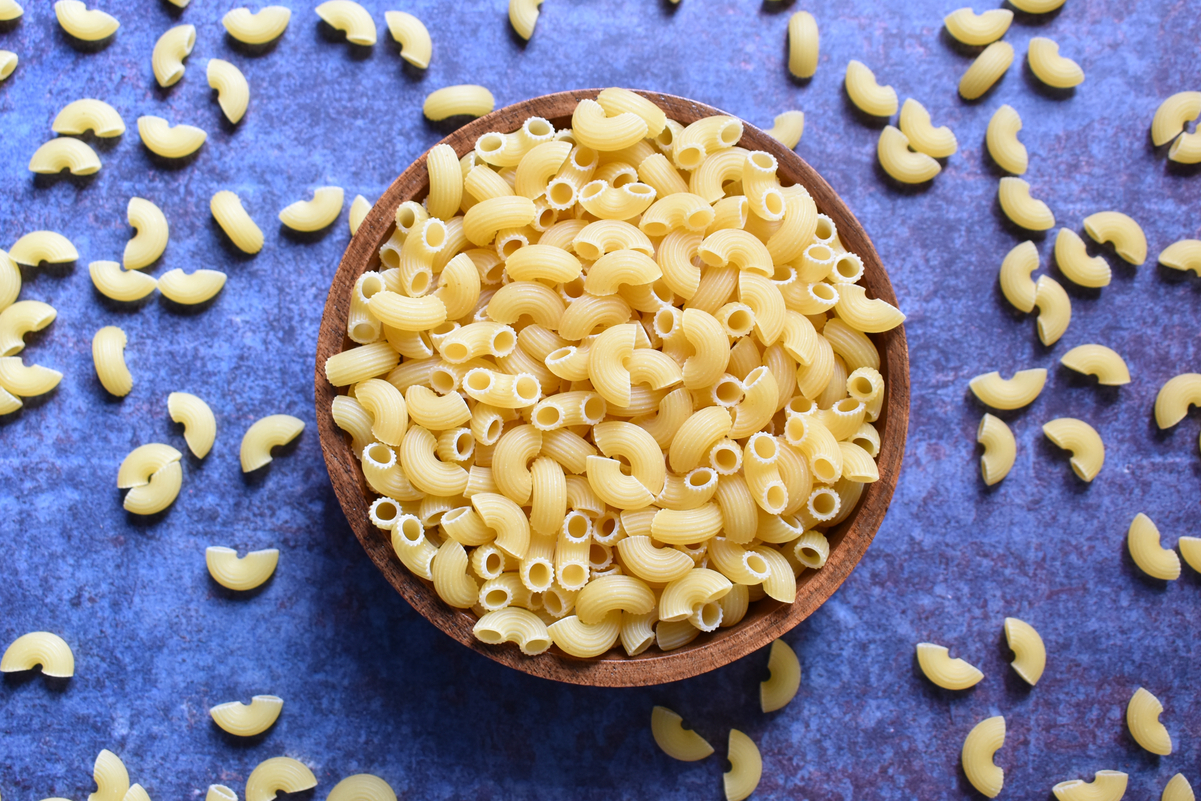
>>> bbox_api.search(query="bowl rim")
[314,89,909,687]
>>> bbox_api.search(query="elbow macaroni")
[760,638,801,712]
[845,60,897,117]
[158,268,226,305]
[315,0,376,45]
[651,705,713,761]
[1027,37,1084,88]
[211,190,264,253]
[1054,228,1110,288]
[28,137,101,176]
[89,749,130,801]
[222,6,291,45]
[898,99,957,158]
[240,414,305,472]
[152,24,195,87]
[877,125,940,184]
[987,104,1027,174]
[424,85,495,121]
[207,59,249,124]
[959,41,1014,100]
[92,326,133,397]
[210,695,283,736]
[1004,617,1045,685]
[206,546,279,590]
[916,642,984,690]
[138,115,206,159]
[124,197,168,270]
[385,11,430,68]
[999,177,1055,231]
[1083,211,1146,265]
[724,730,762,801]
[1,631,74,677]
[787,11,818,79]
[1042,417,1104,482]
[977,413,1015,486]
[1127,513,1181,581]
[245,757,317,801]
[962,716,1006,798]
[1034,275,1070,345]
[1060,344,1130,386]
[944,7,1012,46]
[54,0,118,41]
[1127,687,1172,755]
[168,392,216,458]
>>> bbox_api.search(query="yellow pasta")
[1083,211,1146,265]
[138,115,206,159]
[650,705,714,761]
[240,414,305,472]
[473,607,551,655]
[573,98,649,152]
[0,0,22,21]
[834,284,906,332]
[1162,775,1195,801]
[547,610,620,657]
[122,458,182,515]
[1156,373,1201,430]
[977,413,1015,486]
[943,7,1012,46]
[316,0,376,45]
[787,11,818,79]
[1,631,74,677]
[987,104,1027,175]
[54,0,118,41]
[89,749,130,801]
[998,240,1039,312]
[899,99,957,158]
[245,757,317,801]
[209,695,283,736]
[1010,0,1065,11]
[152,24,195,87]
[877,125,940,184]
[349,194,371,235]
[1042,417,1104,482]
[1055,228,1110,288]
[222,6,291,45]
[844,60,897,117]
[1152,91,1201,147]
[157,268,226,305]
[1169,128,1201,164]
[211,190,264,254]
[0,50,15,82]
[92,326,132,397]
[1128,687,1172,755]
[508,0,543,39]
[9,230,77,267]
[88,260,154,303]
[28,137,101,176]
[205,546,278,591]
[1028,37,1084,89]
[0,299,55,357]
[1053,771,1128,801]
[0,250,16,312]
[724,730,762,801]
[423,85,495,120]
[1060,344,1130,386]
[760,638,801,712]
[999,177,1055,231]
[1034,275,1070,345]
[124,197,169,271]
[326,775,396,801]
[279,186,344,232]
[916,642,984,690]
[384,11,430,68]
[1127,513,1181,581]
[962,716,1005,798]
[207,59,249,124]
[764,110,805,149]
[674,116,743,171]
[959,41,1014,100]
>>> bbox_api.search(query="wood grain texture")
[315,89,909,687]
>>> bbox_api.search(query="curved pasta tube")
[960,41,1014,100]
[585,250,661,296]
[1127,687,1172,755]
[471,492,529,558]
[572,98,648,152]
[124,460,182,514]
[1151,92,1201,147]
[575,575,654,625]
[1004,617,1046,685]
[348,194,371,236]
[205,546,279,590]
[0,299,56,356]
[93,325,132,397]
[1042,417,1104,482]
[1127,513,1181,581]
[158,268,227,305]
[1034,275,1070,345]
[384,11,430,68]
[54,0,118,41]
[1053,771,1128,801]
[899,99,957,158]
[508,0,543,39]
[1055,228,1110,288]
[877,125,940,184]
[138,116,206,159]
[207,59,249,124]
[1,631,74,677]
[327,774,398,801]
[1083,211,1146,265]
[844,60,897,117]
[616,535,694,583]
[117,443,182,488]
[279,186,344,232]
[987,104,1027,175]
[916,642,984,690]
[28,137,101,176]
[787,11,818,79]
[89,749,130,801]
[222,6,291,45]
[640,193,714,236]
[473,607,551,655]
[1169,130,1201,164]
[578,180,656,221]
[211,190,264,254]
[53,99,124,138]
[207,788,237,801]
[245,757,317,801]
[1028,37,1084,88]
[0,356,62,397]
[724,730,762,801]
[423,85,495,121]
[210,695,283,736]
[1060,344,1130,386]
[9,230,78,267]
[764,110,804,149]
[650,706,713,761]
[153,24,195,87]
[432,539,480,608]
[834,284,906,332]
[316,0,376,45]
[1162,775,1194,801]
[1155,373,1201,428]
[0,1,22,21]
[999,177,1054,231]
[943,7,1012,46]
[962,716,1005,798]
[660,568,732,622]
[673,116,744,170]
[0,50,15,82]
[240,414,305,472]
[698,229,772,276]
[547,610,620,657]
[368,290,447,332]
[597,87,667,138]
[977,413,1016,486]
[760,639,801,713]
[124,197,168,270]
[681,308,730,389]
[464,196,536,246]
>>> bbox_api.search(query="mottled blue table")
[1,1,1198,798]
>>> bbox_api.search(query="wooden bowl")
[315,90,909,687]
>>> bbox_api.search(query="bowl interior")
[315,90,909,687]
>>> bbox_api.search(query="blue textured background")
[1,0,1198,798]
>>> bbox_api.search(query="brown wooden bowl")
[315,89,909,687]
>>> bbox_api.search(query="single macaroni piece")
[1155,373,1201,429]
[424,86,495,120]
[760,638,801,712]
[384,11,430,68]
[152,24,195,87]
[546,610,620,657]
[116,445,183,516]
[210,695,283,736]
[53,99,125,137]
[326,775,397,801]
[222,6,291,45]
[316,0,376,45]
[158,268,226,305]
[969,368,1046,410]
[118,443,182,488]
[1028,37,1084,88]
[1169,129,1201,164]
[279,186,344,232]
[0,50,15,82]
[1043,418,1104,482]
[1180,538,1201,574]
[764,111,804,149]
[999,177,1054,231]
[348,194,371,235]
[834,284,905,332]
[28,137,101,176]
[1060,344,1130,386]
[787,11,818,79]
[987,104,1027,174]
[509,0,543,39]
[245,757,317,801]
[206,546,279,590]
[0,249,17,310]
[1127,687,1172,755]
[1150,91,1201,146]
[877,125,940,184]
[168,392,216,458]
[137,115,206,159]
[916,642,984,690]
[1082,211,1146,265]
[650,705,713,761]
[962,716,1005,798]
[1159,239,1201,276]
[1,631,74,677]
[943,7,1012,46]
[0,299,56,357]
[1053,771,1128,801]
[845,60,898,117]
[977,413,1016,485]
[92,326,132,397]
[241,415,304,472]
[724,730,762,801]
[0,0,22,21]
[899,99,957,158]
[1162,775,1195,801]
[0,356,62,398]
[473,607,551,655]
[1034,275,1070,345]
[124,197,169,270]
[211,190,264,253]
[89,749,130,801]
[1004,617,1045,685]
[960,41,1014,100]
[9,230,78,267]
[1055,229,1110,288]
[207,59,249,124]
[1127,513,1181,581]
[54,0,118,41]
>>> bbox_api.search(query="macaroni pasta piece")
[1152,92,1201,147]
[1,250,20,310]
[1009,0,1065,11]
[834,284,906,332]
[760,638,801,712]
[986,104,1027,174]
[123,460,182,515]
[575,575,655,624]
[845,60,897,117]
[279,186,344,232]
[898,99,957,158]
[962,716,1005,798]
[943,7,1012,46]
[9,230,78,266]
[674,116,743,170]
[1169,130,1201,164]
[0,299,56,357]
[508,0,544,39]
[125,785,151,801]
[1178,537,1201,574]
[977,413,1016,486]
[1127,687,1172,755]
[1004,617,1045,685]
[327,775,397,801]
[384,11,430,68]
[650,706,713,761]
[959,41,1014,100]
[1053,771,1128,801]
[998,240,1038,312]
[124,197,169,270]
[1127,513,1181,581]
[1158,239,1201,276]
[117,443,182,488]
[0,356,61,398]
[245,757,317,801]
[92,326,132,397]
[207,59,249,124]
[348,194,371,235]
[89,749,130,801]
[54,0,118,41]
[787,11,818,78]
[0,0,22,21]
[724,730,762,801]
[916,642,984,690]
[1055,228,1110,288]
[316,0,376,45]
[474,606,552,654]
[0,50,14,82]
[547,610,620,657]
[52,99,125,137]
[877,125,940,184]
[764,110,804,149]
[1,631,74,677]
[1082,211,1146,265]
[1034,275,1070,345]
[138,115,206,159]
[1162,775,1195,801]
[210,695,283,736]
[1060,344,1130,386]
[423,85,495,120]
[28,137,101,176]
[206,546,279,590]
[240,414,305,472]
[211,190,264,253]
[152,24,195,87]
[1028,37,1084,88]
[573,98,649,152]
[999,177,1055,231]
[168,392,216,458]
[1155,373,1201,429]
[158,268,226,305]
[1042,417,1104,481]
[223,6,291,45]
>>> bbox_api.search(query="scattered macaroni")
[977,413,1015,485]
[1055,228,1110,288]
[1127,687,1172,755]
[52,99,125,137]
[245,757,317,801]
[152,24,195,87]
[962,716,1005,798]
[206,546,279,590]
[651,705,713,761]
[787,11,818,79]
[349,194,371,235]
[384,11,430,68]
[1027,37,1084,88]
[1150,91,1200,147]
[327,775,397,801]
[28,137,101,176]
[0,299,56,357]
[916,642,984,690]
[54,0,118,41]
[1053,771,1128,801]
[89,749,130,801]
[760,638,801,712]
[986,104,1027,174]
[969,368,1047,410]
[316,0,376,45]
[92,325,132,397]
[1127,513,1181,581]
[240,414,305,472]
[1034,275,1070,345]
[509,0,544,40]
[1162,775,1195,801]
[124,197,169,270]
[211,190,264,253]
[877,125,940,184]
[1004,617,1045,685]
[207,59,249,124]
[1082,211,1146,265]
[137,115,207,159]
[423,85,495,120]
[1155,373,1201,429]
[898,99,957,158]
[222,6,291,45]
[764,110,804,149]
[959,41,1014,100]
[999,177,1055,231]
[1060,344,1130,386]
[1042,417,1104,482]
[280,187,345,232]
[845,60,898,117]
[168,391,216,458]
[209,695,283,736]
[0,631,74,677]
[943,7,1012,46]
[724,730,762,801]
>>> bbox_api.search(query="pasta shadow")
[210,719,276,749]
[279,222,336,245]
[1155,260,1201,287]
[223,33,283,58]
[1020,60,1076,101]
[937,27,987,58]
[159,292,222,317]
[141,145,204,172]
[54,27,116,54]
[158,0,186,19]
[990,279,1033,322]
[1084,238,1138,283]
[657,0,682,15]
[208,573,275,602]
[1165,158,1201,179]
[315,21,373,61]
[2,669,71,693]
[1033,435,1093,495]
[397,58,427,84]
[1055,365,1123,407]
[871,159,936,196]
[505,21,531,50]
[990,195,1049,241]
[0,18,18,34]
[979,133,1016,179]
[240,437,303,486]
[32,171,98,191]
[208,218,261,263]
[841,90,891,129]
[761,0,796,12]
[123,494,177,527]
[1119,539,1172,594]
[995,629,1034,697]
[1002,2,1064,26]
[94,287,157,313]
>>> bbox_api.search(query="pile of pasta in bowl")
[323,88,904,660]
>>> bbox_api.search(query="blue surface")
[1,0,1199,798]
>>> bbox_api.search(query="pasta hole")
[399,517,422,542]
[351,322,377,341]
[365,443,394,468]
[561,563,587,588]
[453,432,473,458]
[772,264,795,283]
[484,588,510,608]
[715,378,743,405]
[548,182,575,208]
[442,342,470,362]
[484,551,503,574]
[477,133,505,154]
[360,274,383,298]
[375,501,399,522]
[573,242,600,261]
[718,124,742,147]
[528,562,553,589]
[466,371,493,392]
[811,490,837,516]
[688,469,715,488]
[525,636,551,653]
[588,543,609,566]
[810,283,837,302]
[765,484,787,512]
[653,308,678,338]
[713,445,739,472]
[599,516,617,537]
[655,127,675,148]
[491,329,516,355]
[484,418,502,442]
[814,217,834,241]
[835,398,861,414]
[582,396,605,423]
[746,553,769,576]
[642,221,668,238]
[612,172,636,188]
[500,237,526,259]
[560,278,586,300]
[802,547,820,561]
[676,145,704,170]
[573,147,598,170]
[525,117,553,138]
[627,183,654,197]
[750,151,775,170]
[850,377,874,398]
[425,222,447,249]
[409,269,431,296]
[535,405,561,428]
[697,600,723,630]
[764,191,785,217]
[543,592,565,615]
[787,397,814,415]
[476,627,504,644]
[566,514,590,541]
[813,458,837,484]
[752,435,777,461]
[809,245,833,262]
[726,309,753,335]
[396,206,417,230]
[514,375,540,402]
[686,209,711,230]
[537,207,556,228]
[430,369,456,394]
[835,255,862,280]
[580,181,606,202]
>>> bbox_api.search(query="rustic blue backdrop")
[1,0,1198,798]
